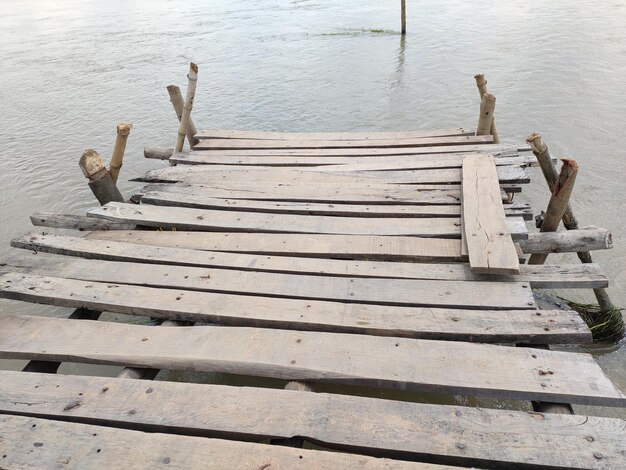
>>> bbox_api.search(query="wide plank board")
[0,254,537,309]
[193,135,494,150]
[3,375,625,469]
[462,155,520,275]
[0,414,440,470]
[13,233,607,289]
[0,316,622,405]
[87,202,528,239]
[0,273,590,343]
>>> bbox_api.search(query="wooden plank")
[0,254,537,309]
[139,191,533,219]
[29,212,135,231]
[0,316,622,405]
[193,135,494,150]
[3,377,625,470]
[195,127,474,140]
[0,415,442,470]
[13,233,607,289]
[462,155,520,274]
[0,273,591,343]
[87,202,529,239]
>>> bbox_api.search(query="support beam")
[167,85,199,147]
[174,63,198,154]
[109,123,132,184]
[476,93,496,137]
[473,74,499,143]
[79,149,124,205]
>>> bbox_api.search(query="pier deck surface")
[1,127,624,469]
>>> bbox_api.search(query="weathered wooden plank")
[139,191,532,219]
[195,127,474,140]
[4,376,625,469]
[13,233,607,289]
[0,415,442,470]
[193,135,494,150]
[0,273,591,343]
[0,316,622,405]
[0,254,537,309]
[30,212,135,231]
[462,155,520,274]
[87,202,528,239]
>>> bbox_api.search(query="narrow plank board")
[13,233,607,289]
[462,155,520,274]
[0,273,590,343]
[193,135,494,150]
[30,212,135,231]
[87,202,529,239]
[140,191,533,219]
[4,376,625,469]
[195,127,473,140]
[0,415,440,470]
[0,254,537,309]
[0,316,622,405]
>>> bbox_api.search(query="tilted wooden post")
[476,93,496,136]
[167,85,199,147]
[79,149,124,205]
[473,74,499,143]
[109,123,132,184]
[401,0,406,34]
[174,63,199,154]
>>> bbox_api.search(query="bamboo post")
[401,0,406,34]
[473,74,499,143]
[475,93,496,136]
[167,85,199,147]
[109,123,132,184]
[79,149,124,205]
[174,63,198,154]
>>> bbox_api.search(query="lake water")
[1,0,624,417]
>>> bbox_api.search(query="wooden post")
[109,123,132,184]
[476,93,496,136]
[79,149,124,205]
[167,85,199,147]
[473,74,499,143]
[401,0,406,34]
[174,63,198,154]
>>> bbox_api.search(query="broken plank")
[30,212,135,231]
[87,202,528,239]
[462,155,520,274]
[0,253,537,309]
[0,273,590,343]
[0,316,622,405]
[13,233,607,289]
[0,414,440,470]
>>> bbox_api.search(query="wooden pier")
[1,85,625,468]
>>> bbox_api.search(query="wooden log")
[174,63,198,154]
[167,84,199,147]
[109,123,132,184]
[529,159,578,265]
[12,233,608,289]
[0,316,623,405]
[0,273,592,343]
[0,415,439,470]
[401,0,406,34]
[475,93,496,136]
[30,212,135,231]
[473,74,499,143]
[79,149,124,205]
[519,226,612,254]
[144,145,174,160]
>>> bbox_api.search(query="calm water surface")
[1,0,625,417]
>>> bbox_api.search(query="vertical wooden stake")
[401,0,406,34]
[476,93,496,136]
[473,74,499,143]
[167,85,199,147]
[79,149,124,205]
[109,123,132,184]
[174,63,199,154]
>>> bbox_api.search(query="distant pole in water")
[174,63,199,155]
[401,0,406,34]
[79,149,124,206]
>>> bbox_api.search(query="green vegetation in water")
[558,296,625,342]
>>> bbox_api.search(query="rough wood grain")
[462,155,520,274]
[0,414,440,470]
[30,212,135,231]
[519,226,613,254]
[0,273,590,343]
[0,316,622,405]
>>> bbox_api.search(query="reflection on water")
[0,0,625,417]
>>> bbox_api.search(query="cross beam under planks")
[462,154,520,274]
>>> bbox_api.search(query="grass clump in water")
[558,296,625,342]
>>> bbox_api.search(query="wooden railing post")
[476,93,496,136]
[174,63,198,154]
[109,123,132,184]
[473,74,499,143]
[79,149,124,205]
[167,85,199,147]
[401,0,406,34]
